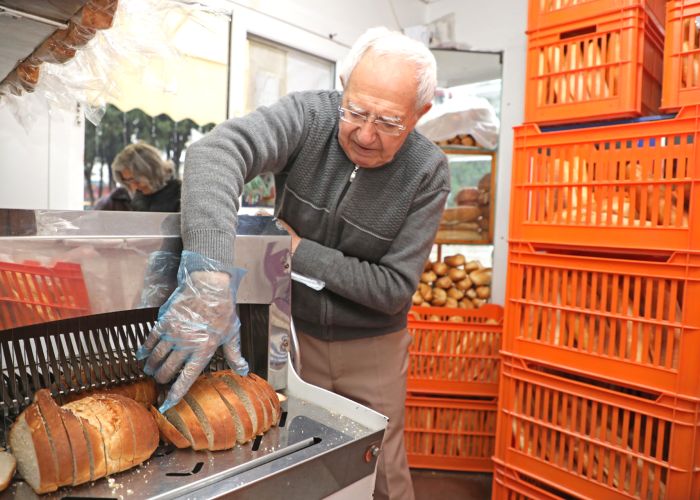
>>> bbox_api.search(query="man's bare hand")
[275,218,301,255]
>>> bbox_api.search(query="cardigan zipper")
[321,164,359,334]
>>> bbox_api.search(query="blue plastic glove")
[135,250,180,309]
[136,251,248,413]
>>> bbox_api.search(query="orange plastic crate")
[662,1,700,111]
[494,354,700,500]
[510,106,700,253]
[525,6,664,125]
[492,458,583,499]
[528,0,666,32]
[0,261,90,330]
[408,305,503,396]
[405,395,497,472]
[504,242,700,397]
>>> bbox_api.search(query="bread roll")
[444,254,465,267]
[455,188,480,206]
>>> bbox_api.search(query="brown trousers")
[298,329,415,500]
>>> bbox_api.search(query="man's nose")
[356,120,377,144]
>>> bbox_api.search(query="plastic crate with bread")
[504,242,700,398]
[661,0,700,111]
[494,353,700,500]
[408,304,503,396]
[404,395,497,472]
[509,106,700,253]
[525,2,664,125]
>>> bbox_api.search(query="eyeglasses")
[338,106,406,136]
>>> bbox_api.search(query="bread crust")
[97,394,158,466]
[149,406,190,449]
[207,376,255,444]
[62,378,158,407]
[34,390,74,487]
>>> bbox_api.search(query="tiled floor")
[411,470,492,499]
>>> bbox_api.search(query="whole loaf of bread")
[9,389,158,494]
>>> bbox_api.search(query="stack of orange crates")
[495,1,700,498]
[404,305,503,473]
[0,260,91,329]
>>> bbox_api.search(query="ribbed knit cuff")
[182,229,236,267]
[292,238,339,281]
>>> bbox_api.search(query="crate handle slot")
[559,25,597,40]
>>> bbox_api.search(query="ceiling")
[0,0,87,81]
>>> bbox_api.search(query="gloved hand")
[136,251,247,413]
[134,250,180,309]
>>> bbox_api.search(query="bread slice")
[185,379,236,451]
[249,373,281,426]
[207,375,255,444]
[210,371,264,435]
[57,406,91,486]
[34,389,74,487]
[63,399,109,477]
[238,375,272,431]
[9,404,58,494]
[0,451,16,492]
[164,401,209,451]
[149,406,190,449]
[76,414,107,481]
[97,394,158,466]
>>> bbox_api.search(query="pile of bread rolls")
[435,134,479,148]
[413,253,492,310]
[438,173,491,242]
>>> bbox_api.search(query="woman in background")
[111,142,181,212]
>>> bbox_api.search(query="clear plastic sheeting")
[0,0,215,128]
[417,92,500,150]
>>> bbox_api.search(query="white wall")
[0,99,84,210]
[427,0,528,305]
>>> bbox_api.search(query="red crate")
[0,261,90,330]
[492,458,583,499]
[405,395,497,472]
[408,306,503,396]
[662,1,700,111]
[494,354,700,500]
[528,0,665,32]
[525,6,664,125]
[510,106,700,253]
[504,243,700,397]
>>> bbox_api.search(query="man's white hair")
[340,26,437,110]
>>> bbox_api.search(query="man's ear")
[416,102,432,120]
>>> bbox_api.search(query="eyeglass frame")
[338,106,407,136]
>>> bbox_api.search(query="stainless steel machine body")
[0,208,387,499]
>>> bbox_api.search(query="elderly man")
[139,26,449,499]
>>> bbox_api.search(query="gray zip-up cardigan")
[182,90,450,341]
